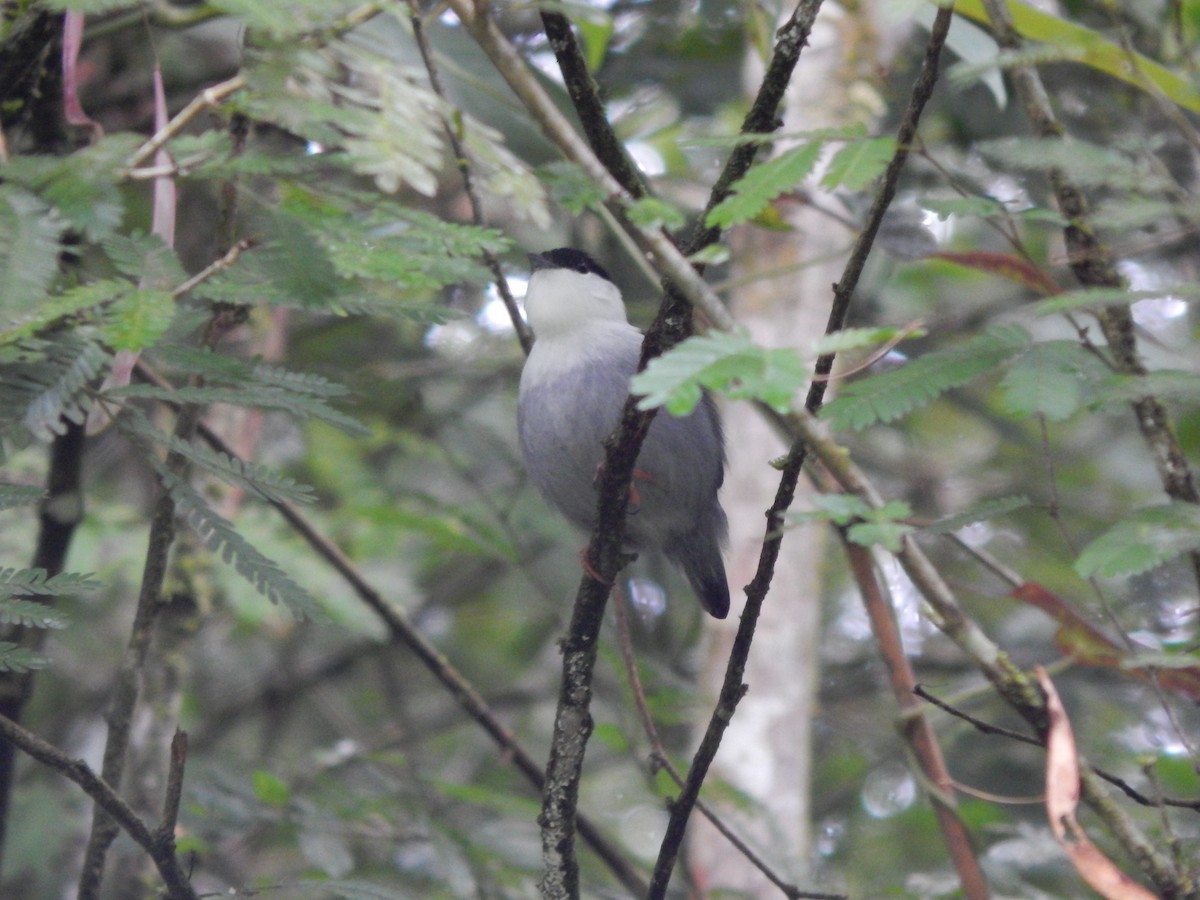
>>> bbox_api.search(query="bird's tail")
[665,509,730,619]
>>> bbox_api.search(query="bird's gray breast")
[518,340,724,551]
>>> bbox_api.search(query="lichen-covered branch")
[979,0,1200,591]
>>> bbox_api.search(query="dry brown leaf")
[1036,667,1157,900]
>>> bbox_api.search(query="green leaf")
[155,465,328,621]
[787,494,873,528]
[0,569,102,599]
[811,324,925,355]
[577,12,615,70]
[0,280,128,347]
[919,196,1007,220]
[252,770,292,806]
[820,136,895,191]
[998,341,1101,421]
[0,187,64,319]
[626,197,686,230]
[0,642,48,674]
[20,340,111,441]
[121,413,317,507]
[979,137,1173,193]
[952,0,1200,112]
[786,495,914,551]
[112,383,370,436]
[1030,284,1200,316]
[631,331,808,415]
[705,140,825,229]
[538,161,607,215]
[923,496,1032,534]
[847,519,913,553]
[101,232,187,288]
[0,598,69,630]
[1091,370,1200,407]
[1076,503,1200,579]
[821,325,1031,430]
[4,135,138,241]
[100,289,176,352]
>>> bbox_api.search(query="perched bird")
[517,248,730,618]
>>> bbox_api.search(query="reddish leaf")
[62,12,103,139]
[1012,583,1200,700]
[931,251,1061,296]
[1037,668,1157,900]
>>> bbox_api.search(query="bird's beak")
[527,252,550,271]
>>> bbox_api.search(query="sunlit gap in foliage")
[920,207,955,244]
[423,277,526,354]
[1120,260,1189,335]
[627,141,666,177]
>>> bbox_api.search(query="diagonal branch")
[537,11,648,200]
[649,5,954,894]
[409,0,531,353]
[842,538,988,899]
[515,1,824,893]
[444,0,736,333]
[791,405,1191,896]
[128,360,649,897]
[0,713,197,900]
[978,0,1200,593]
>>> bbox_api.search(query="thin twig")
[612,591,842,900]
[842,540,989,899]
[650,6,954,895]
[408,0,531,353]
[914,684,1200,813]
[126,360,649,898]
[537,12,648,201]
[122,73,247,172]
[978,0,1200,597]
[444,0,736,334]
[0,713,198,900]
[158,730,188,844]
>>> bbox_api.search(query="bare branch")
[0,713,198,900]
[842,540,989,899]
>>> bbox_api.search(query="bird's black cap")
[528,248,612,283]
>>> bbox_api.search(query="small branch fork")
[612,591,848,900]
[651,5,961,897]
[0,714,196,900]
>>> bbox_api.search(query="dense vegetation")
[1,0,1198,897]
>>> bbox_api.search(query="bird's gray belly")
[518,363,721,550]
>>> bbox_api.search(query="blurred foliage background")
[1,0,1199,897]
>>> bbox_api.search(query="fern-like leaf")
[0,568,103,598]
[821,325,1031,430]
[706,140,826,229]
[0,186,64,319]
[979,137,1172,193]
[112,383,369,436]
[121,412,316,506]
[0,598,69,629]
[0,642,48,673]
[998,341,1104,421]
[923,495,1032,534]
[1076,503,1200,579]
[632,331,808,415]
[155,467,327,621]
[19,340,111,441]
[0,280,128,348]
